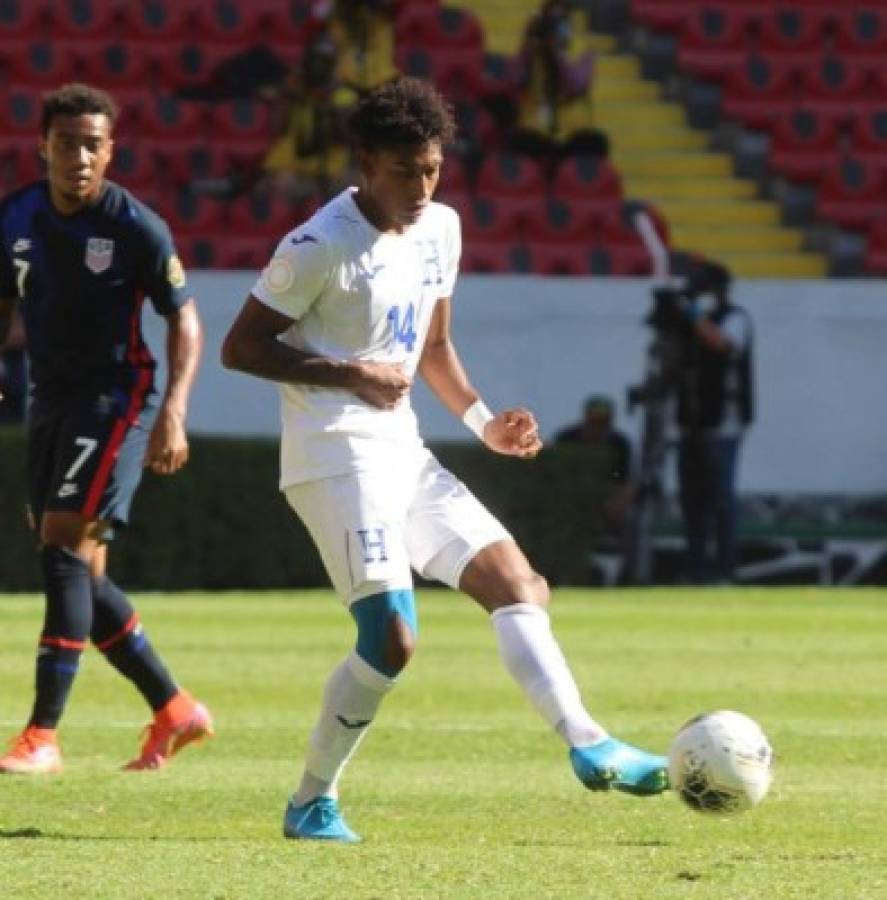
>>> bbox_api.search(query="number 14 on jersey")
[387,304,417,353]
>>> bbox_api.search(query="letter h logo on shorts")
[357,527,388,564]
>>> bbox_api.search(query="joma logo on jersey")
[85,238,114,274]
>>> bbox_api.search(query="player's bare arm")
[147,298,201,475]
[419,298,542,459]
[221,295,411,409]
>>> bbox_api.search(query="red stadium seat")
[2,40,77,87]
[526,243,589,276]
[722,54,799,128]
[395,4,484,52]
[139,95,208,142]
[76,41,151,89]
[110,141,161,192]
[0,86,43,135]
[631,1,699,33]
[800,56,873,123]
[151,140,229,187]
[769,109,842,183]
[51,0,122,40]
[677,6,750,80]
[156,192,226,237]
[851,107,887,166]
[757,7,828,55]
[1,136,44,188]
[551,157,623,209]
[475,153,546,198]
[212,235,278,270]
[863,218,887,274]
[209,99,272,142]
[226,191,300,239]
[144,43,234,94]
[0,0,48,40]
[176,235,219,269]
[121,0,190,42]
[524,197,601,245]
[459,195,524,243]
[834,8,887,57]
[816,156,887,230]
[460,240,531,274]
[190,0,261,46]
[436,157,470,195]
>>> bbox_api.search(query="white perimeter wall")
[145,274,887,495]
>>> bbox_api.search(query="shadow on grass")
[0,828,246,842]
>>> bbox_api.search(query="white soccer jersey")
[251,187,461,487]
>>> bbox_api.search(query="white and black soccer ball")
[668,710,773,815]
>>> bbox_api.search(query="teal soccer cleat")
[283,797,362,843]
[570,737,669,796]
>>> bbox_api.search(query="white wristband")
[462,400,494,440]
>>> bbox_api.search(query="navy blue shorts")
[27,386,157,534]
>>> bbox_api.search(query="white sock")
[491,603,608,748]
[293,651,394,806]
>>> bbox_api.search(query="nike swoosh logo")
[336,715,371,730]
[291,234,318,245]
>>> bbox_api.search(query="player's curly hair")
[41,82,118,136]
[347,77,456,152]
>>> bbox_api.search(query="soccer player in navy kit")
[0,83,212,773]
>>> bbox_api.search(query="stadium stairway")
[460,0,826,277]
[589,49,826,278]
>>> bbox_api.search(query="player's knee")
[500,571,550,609]
[350,589,418,679]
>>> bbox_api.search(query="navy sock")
[91,576,177,712]
[29,546,92,729]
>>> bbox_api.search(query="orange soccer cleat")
[0,726,63,775]
[124,691,214,771]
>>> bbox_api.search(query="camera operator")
[674,262,753,585]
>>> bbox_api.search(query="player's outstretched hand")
[146,408,189,475]
[349,360,412,410]
[483,408,543,459]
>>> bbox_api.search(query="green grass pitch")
[1,588,885,899]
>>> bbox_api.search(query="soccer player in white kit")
[222,78,668,843]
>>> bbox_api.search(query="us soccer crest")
[85,237,114,273]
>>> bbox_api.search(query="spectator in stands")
[317,0,398,92]
[260,24,360,202]
[0,308,26,425]
[674,262,754,584]
[556,394,634,555]
[508,0,603,167]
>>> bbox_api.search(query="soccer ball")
[668,710,773,815]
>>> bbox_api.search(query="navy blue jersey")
[0,180,190,400]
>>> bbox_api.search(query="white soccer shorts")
[284,452,512,605]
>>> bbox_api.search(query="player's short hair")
[347,77,456,153]
[41,83,118,137]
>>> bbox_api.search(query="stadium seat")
[156,192,226,237]
[475,153,546,199]
[175,235,219,269]
[863,218,887,274]
[816,156,887,230]
[526,243,590,276]
[459,195,524,244]
[460,240,531,274]
[758,7,828,55]
[851,107,887,167]
[524,197,601,246]
[190,0,261,46]
[76,41,151,89]
[834,8,887,57]
[769,109,842,183]
[146,43,234,94]
[395,4,484,53]
[0,0,48,40]
[226,191,299,239]
[51,0,121,40]
[120,0,191,42]
[800,56,872,123]
[3,40,77,87]
[722,54,799,128]
[110,141,160,192]
[436,156,470,195]
[209,98,272,142]
[551,156,623,209]
[1,136,44,189]
[139,96,208,142]
[0,87,43,135]
[211,235,278,270]
[151,140,228,187]
[254,2,312,58]
[631,1,699,33]
[678,6,749,80]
